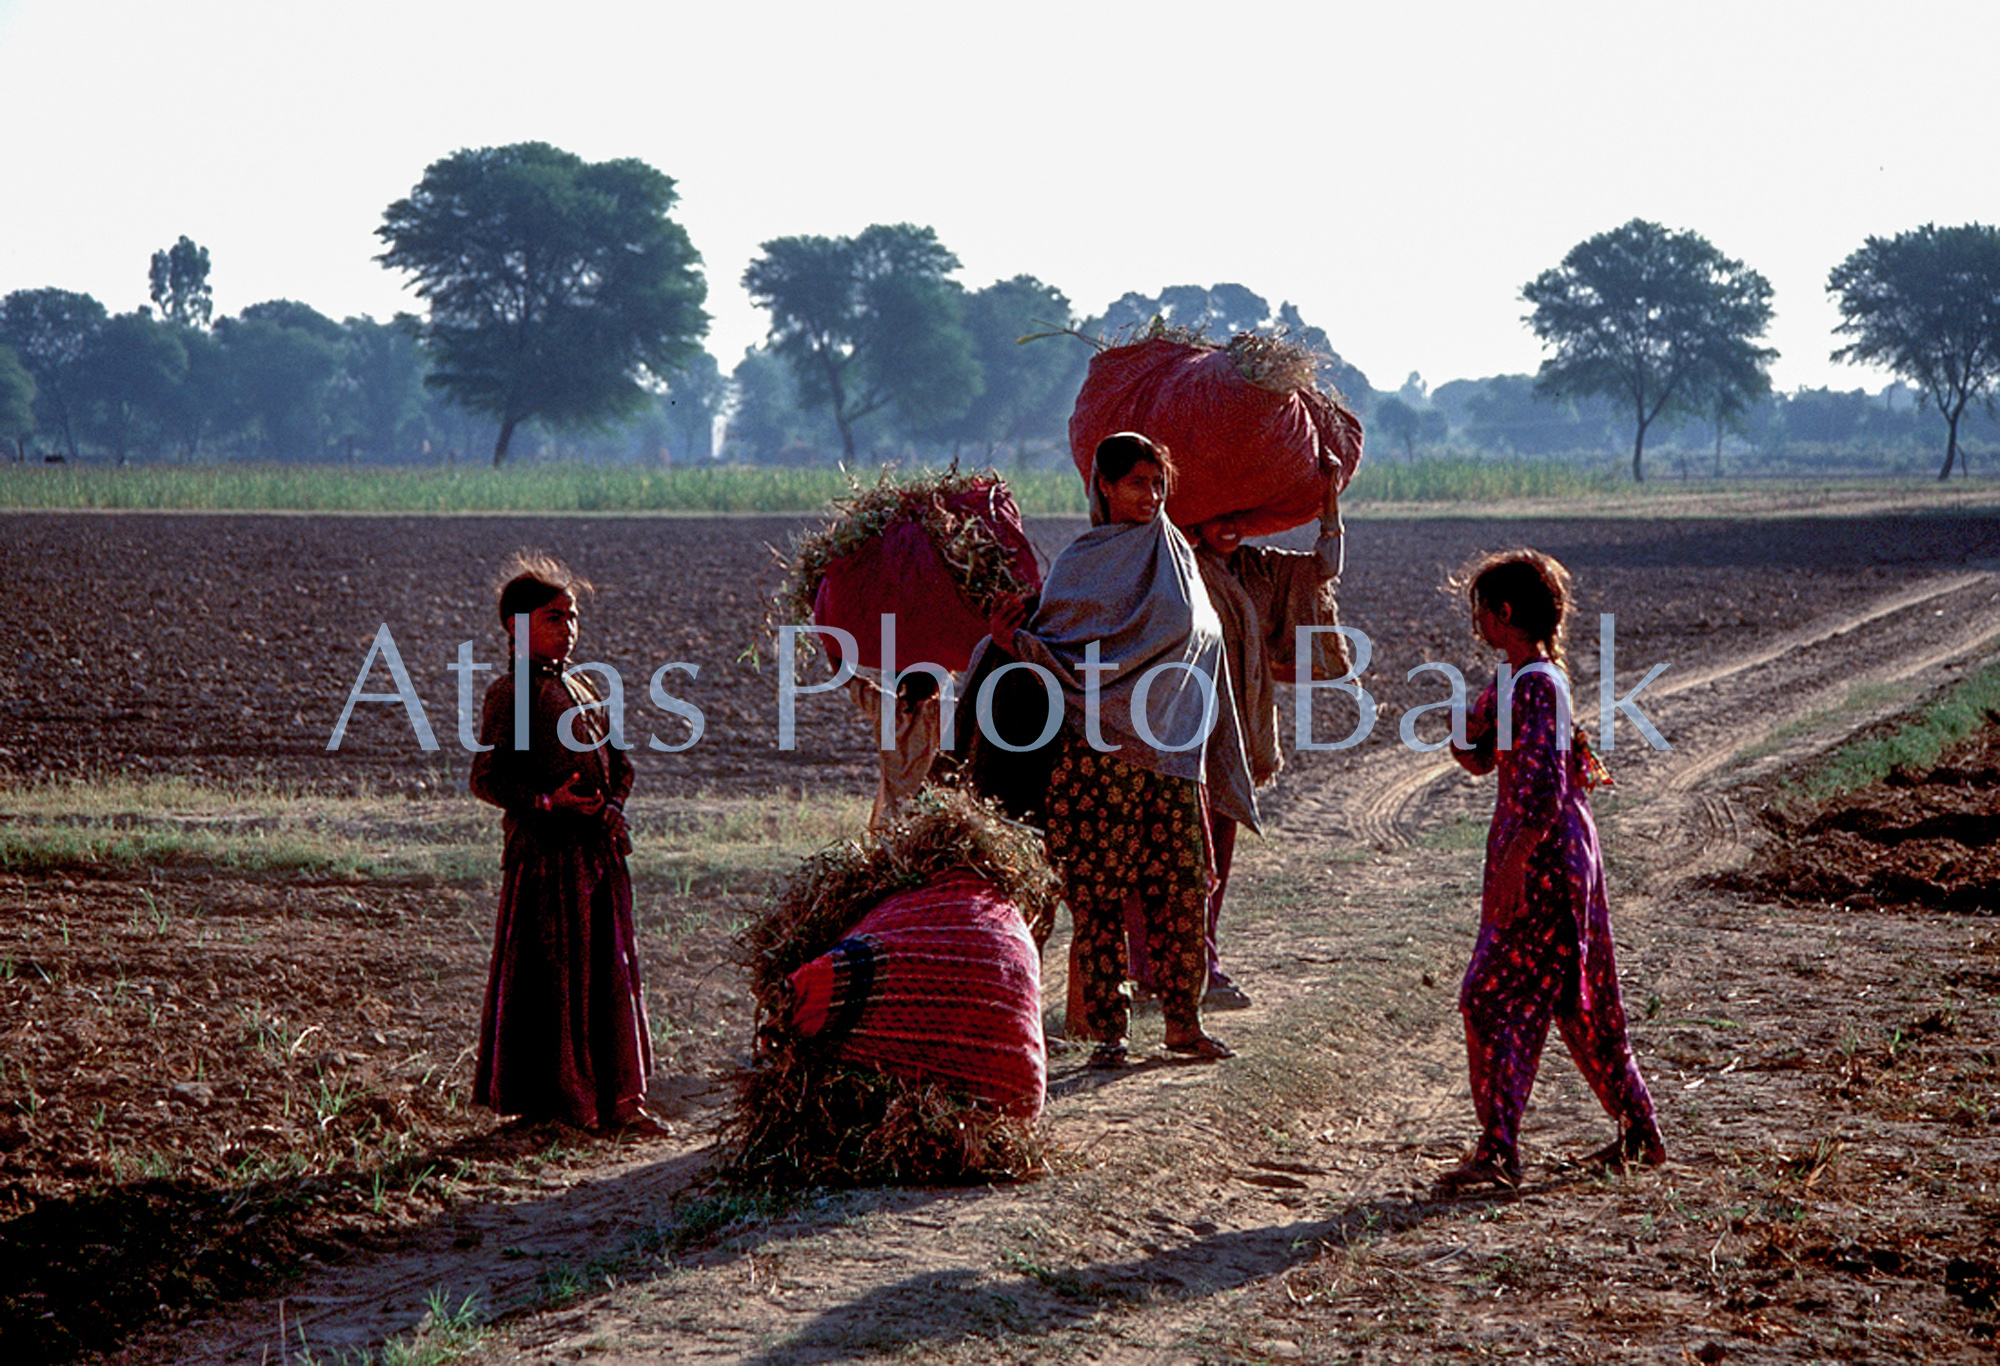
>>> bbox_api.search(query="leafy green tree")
[1373,395,1422,460]
[1523,219,1776,481]
[1274,302,1373,406]
[724,345,841,463]
[335,315,428,461]
[1827,222,2000,479]
[0,346,34,460]
[77,311,188,463]
[214,301,342,461]
[148,236,213,328]
[943,275,1085,458]
[743,224,979,461]
[1458,374,1614,455]
[162,325,225,461]
[0,288,107,459]
[656,349,726,461]
[377,142,710,466]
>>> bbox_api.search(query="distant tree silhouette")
[148,236,213,329]
[377,142,709,465]
[743,223,978,461]
[1524,219,1775,482]
[1828,222,2000,479]
[0,288,106,460]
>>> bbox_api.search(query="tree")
[724,345,838,464]
[743,223,978,461]
[148,236,213,328]
[0,346,34,460]
[1827,223,2000,479]
[655,350,726,461]
[77,311,188,463]
[0,288,107,459]
[336,315,428,462]
[1373,395,1421,460]
[944,275,1086,458]
[214,301,342,461]
[376,142,710,465]
[1523,219,1775,481]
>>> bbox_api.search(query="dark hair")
[1461,549,1572,667]
[495,551,591,624]
[1093,431,1178,492]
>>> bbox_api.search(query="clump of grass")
[1791,653,2000,803]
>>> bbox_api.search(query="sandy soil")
[2,495,1999,1364]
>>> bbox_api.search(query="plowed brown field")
[3,496,1999,1365]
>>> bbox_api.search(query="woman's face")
[1097,460,1167,525]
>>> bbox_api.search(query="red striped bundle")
[786,868,1045,1117]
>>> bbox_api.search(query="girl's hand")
[603,802,632,856]
[987,595,1027,654]
[550,771,604,816]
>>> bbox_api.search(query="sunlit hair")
[1455,548,1572,668]
[1093,431,1178,493]
[495,551,592,624]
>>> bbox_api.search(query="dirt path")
[157,564,2000,1363]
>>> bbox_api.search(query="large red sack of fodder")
[811,480,1040,674]
[785,868,1045,1117]
[1068,336,1364,537]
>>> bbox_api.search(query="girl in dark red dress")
[1438,550,1663,1192]
[470,555,662,1135]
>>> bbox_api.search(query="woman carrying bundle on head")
[985,432,1256,1069]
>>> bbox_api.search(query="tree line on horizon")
[3,144,1997,481]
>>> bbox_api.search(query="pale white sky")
[3,0,1991,396]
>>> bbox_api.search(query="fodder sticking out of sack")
[771,467,1041,672]
[1068,328,1364,538]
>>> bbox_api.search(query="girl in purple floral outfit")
[1437,550,1664,1192]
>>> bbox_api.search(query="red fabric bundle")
[811,480,1040,673]
[786,868,1045,1117]
[1068,337,1365,537]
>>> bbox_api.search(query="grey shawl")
[1008,486,1258,830]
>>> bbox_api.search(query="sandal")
[1088,1042,1132,1070]
[1163,1033,1235,1061]
[1433,1144,1521,1195]
[1203,981,1253,1011]
[610,1109,674,1139]
[1582,1122,1666,1172]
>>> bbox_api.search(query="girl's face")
[1098,460,1167,525]
[1194,515,1245,555]
[516,590,579,663]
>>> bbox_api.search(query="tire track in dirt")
[1279,570,2000,868]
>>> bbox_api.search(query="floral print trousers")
[1043,733,1210,1045]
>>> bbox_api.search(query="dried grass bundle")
[769,466,1038,652]
[1224,331,1321,394]
[1099,318,1325,395]
[727,1042,1051,1188]
[741,786,1060,1003]
[726,787,1060,1187]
